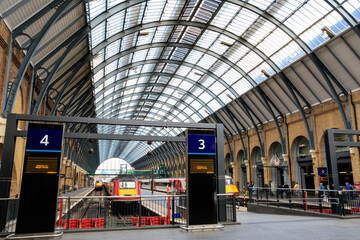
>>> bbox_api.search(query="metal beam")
[2,0,73,117]
[11,114,216,129]
[31,27,89,114]
[50,54,92,115]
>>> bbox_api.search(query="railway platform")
[59,187,94,198]
[57,210,360,240]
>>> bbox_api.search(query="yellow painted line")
[237,208,247,212]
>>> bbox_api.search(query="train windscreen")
[225,178,235,185]
[119,181,136,189]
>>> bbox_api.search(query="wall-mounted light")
[261,70,270,78]
[221,41,232,48]
[298,144,306,149]
[321,27,335,39]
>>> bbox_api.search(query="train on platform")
[140,175,239,196]
[105,175,141,214]
[94,179,103,190]
[140,178,186,194]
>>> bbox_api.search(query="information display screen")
[189,159,215,174]
[25,156,59,174]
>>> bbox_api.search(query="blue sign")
[188,134,215,155]
[318,167,327,176]
[26,125,64,153]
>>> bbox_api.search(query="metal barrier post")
[139,197,142,227]
[277,189,280,207]
[172,195,175,225]
[319,191,323,213]
[103,198,106,228]
[339,191,345,216]
[302,190,306,211]
[232,194,236,222]
[256,188,259,202]
[67,197,70,230]
[266,189,269,206]
[289,189,292,209]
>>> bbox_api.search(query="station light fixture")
[194,72,204,76]
[261,70,271,78]
[130,66,138,73]
[221,41,232,47]
[321,27,335,39]
[226,94,234,101]
[139,32,149,38]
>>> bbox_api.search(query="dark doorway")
[299,162,315,190]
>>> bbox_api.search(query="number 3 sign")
[188,134,215,155]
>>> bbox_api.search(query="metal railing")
[0,198,20,233]
[1,193,237,234]
[248,187,360,216]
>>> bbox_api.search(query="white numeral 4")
[40,135,49,146]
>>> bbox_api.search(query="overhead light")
[227,94,234,101]
[204,109,211,115]
[139,32,149,38]
[261,70,270,78]
[221,41,232,47]
[130,66,138,73]
[94,53,100,61]
[90,0,98,6]
[321,27,335,39]
[194,72,203,77]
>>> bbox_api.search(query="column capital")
[309,149,317,158]
[244,159,249,167]
[349,147,356,155]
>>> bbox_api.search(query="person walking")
[294,182,300,197]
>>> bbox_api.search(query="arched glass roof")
[1,0,360,168]
[85,0,360,162]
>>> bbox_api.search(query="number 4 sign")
[25,125,63,152]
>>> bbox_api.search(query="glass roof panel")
[342,0,360,21]
[107,11,125,38]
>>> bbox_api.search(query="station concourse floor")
[59,210,360,240]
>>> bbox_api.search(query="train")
[105,175,141,214]
[94,179,103,190]
[140,175,239,196]
[140,178,186,194]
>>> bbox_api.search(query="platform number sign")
[188,134,216,155]
[318,167,327,176]
[25,126,63,152]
